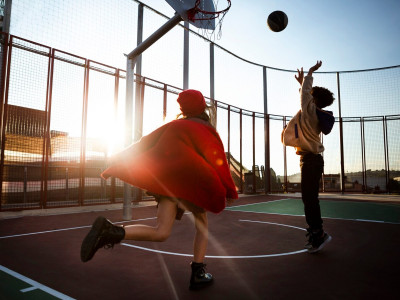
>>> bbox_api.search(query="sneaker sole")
[308,235,332,253]
[189,279,214,291]
[80,216,107,262]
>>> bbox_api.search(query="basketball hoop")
[166,0,231,40]
[187,0,231,40]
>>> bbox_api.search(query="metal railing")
[1,31,399,211]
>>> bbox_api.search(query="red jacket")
[101,119,238,213]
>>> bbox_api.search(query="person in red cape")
[81,89,238,290]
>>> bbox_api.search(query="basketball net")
[187,0,231,40]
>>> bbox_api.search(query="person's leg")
[189,211,213,290]
[300,154,323,230]
[81,197,177,262]
[192,211,208,263]
[124,197,177,242]
[301,154,331,252]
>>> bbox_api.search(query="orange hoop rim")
[187,0,231,21]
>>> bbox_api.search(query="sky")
[139,0,400,72]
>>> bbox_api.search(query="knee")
[153,228,170,242]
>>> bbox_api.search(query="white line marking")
[0,265,75,299]
[227,198,289,209]
[122,219,308,259]
[20,286,38,293]
[0,217,157,239]
[121,243,307,258]
[227,207,400,224]
[239,219,307,231]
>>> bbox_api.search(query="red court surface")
[1,194,399,300]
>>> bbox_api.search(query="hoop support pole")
[123,12,182,220]
[127,13,183,60]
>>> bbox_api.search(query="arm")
[296,60,322,85]
[300,60,322,110]
[295,67,304,86]
[307,60,322,76]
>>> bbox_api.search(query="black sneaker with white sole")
[80,216,125,262]
[307,232,332,253]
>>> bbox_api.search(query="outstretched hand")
[308,60,322,75]
[295,67,304,85]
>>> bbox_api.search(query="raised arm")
[295,67,304,86]
[307,60,322,76]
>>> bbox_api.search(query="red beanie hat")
[177,89,206,117]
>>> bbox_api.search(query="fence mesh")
[1,1,400,210]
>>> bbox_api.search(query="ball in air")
[267,10,288,32]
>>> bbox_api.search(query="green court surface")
[0,265,73,300]
[226,198,400,224]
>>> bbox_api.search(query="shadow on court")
[0,194,399,299]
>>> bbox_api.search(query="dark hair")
[311,86,335,108]
[176,103,217,128]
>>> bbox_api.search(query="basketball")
[267,10,288,32]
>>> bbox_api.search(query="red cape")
[101,119,238,213]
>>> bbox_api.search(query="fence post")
[252,112,256,193]
[23,166,27,203]
[383,116,389,192]
[263,66,270,193]
[283,116,287,193]
[66,167,69,202]
[360,117,366,192]
[336,72,345,194]
[239,109,243,193]
[210,43,215,101]
[227,104,231,166]
[0,33,11,206]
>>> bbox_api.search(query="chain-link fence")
[1,1,399,210]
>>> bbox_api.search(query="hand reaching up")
[295,67,304,85]
[308,60,322,76]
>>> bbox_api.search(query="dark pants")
[300,153,324,231]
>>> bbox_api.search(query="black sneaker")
[189,262,214,290]
[307,232,332,253]
[80,216,125,262]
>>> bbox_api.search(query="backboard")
[165,0,216,30]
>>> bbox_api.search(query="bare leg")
[123,197,177,242]
[192,212,208,263]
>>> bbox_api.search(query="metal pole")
[252,112,256,193]
[123,57,134,220]
[336,72,345,194]
[123,12,183,220]
[127,13,183,60]
[227,105,231,166]
[383,116,389,192]
[210,43,215,100]
[360,117,366,192]
[283,117,287,193]
[183,21,189,89]
[263,66,270,193]
[239,109,243,193]
[2,0,12,33]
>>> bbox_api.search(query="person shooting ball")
[282,61,335,253]
[81,89,238,290]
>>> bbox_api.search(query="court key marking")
[122,219,308,258]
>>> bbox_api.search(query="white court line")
[122,219,308,259]
[0,217,157,239]
[239,219,307,231]
[227,204,400,225]
[0,265,75,299]
[227,198,290,209]
[20,286,37,293]
[122,243,307,259]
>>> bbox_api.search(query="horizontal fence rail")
[1,31,399,211]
